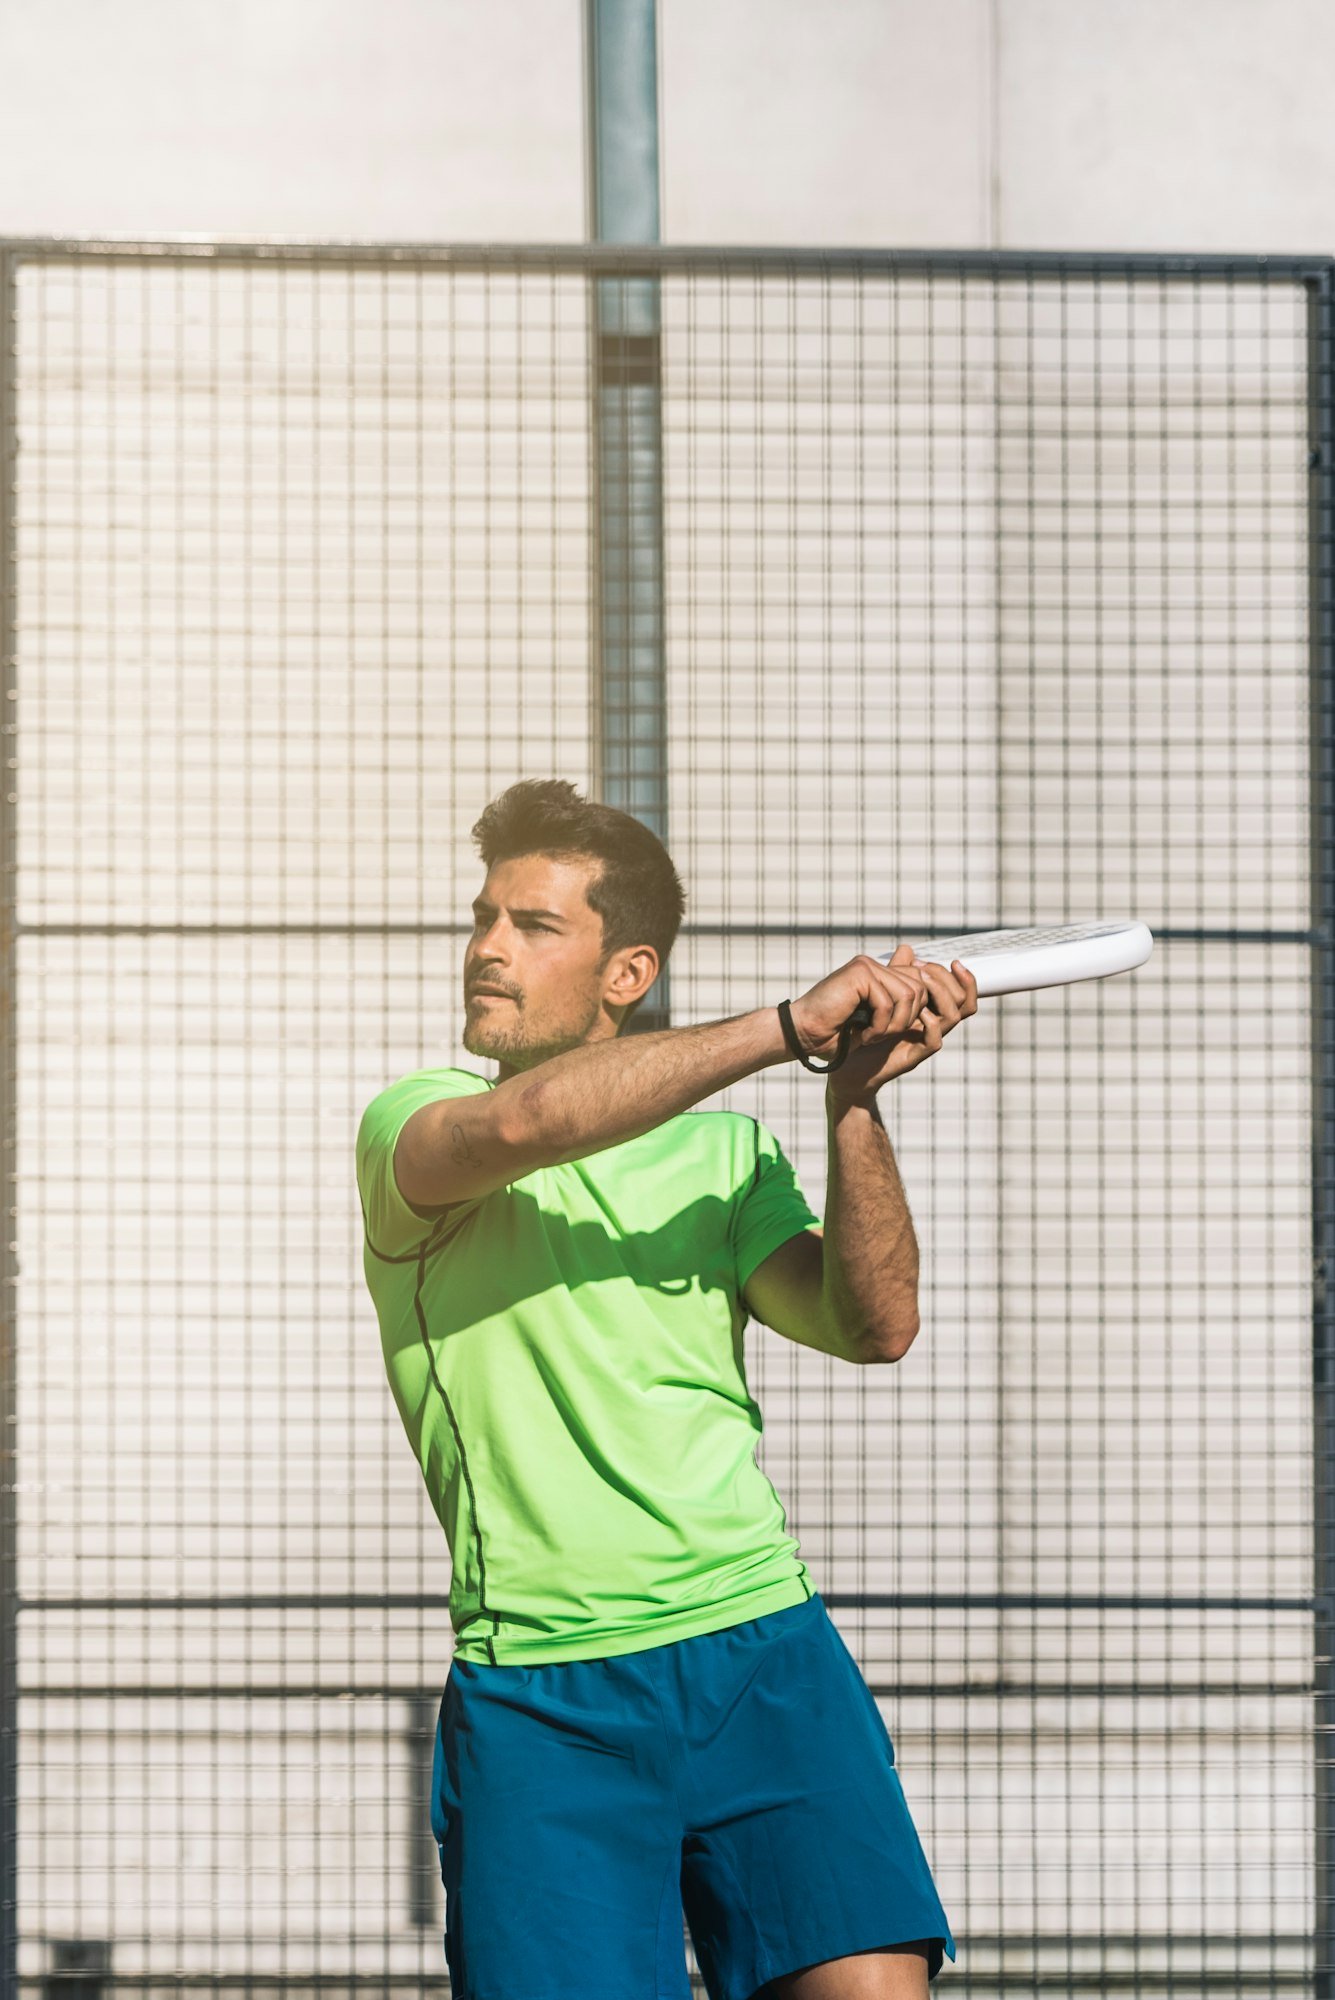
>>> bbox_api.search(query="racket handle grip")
[848,999,874,1029]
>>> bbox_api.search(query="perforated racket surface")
[847,920,1153,1027]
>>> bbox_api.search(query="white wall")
[662,0,1335,254]
[0,0,586,240]
[2,0,1334,254]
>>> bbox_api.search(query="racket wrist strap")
[778,998,852,1074]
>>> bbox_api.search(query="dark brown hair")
[469,779,686,1025]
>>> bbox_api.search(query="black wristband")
[778,998,852,1074]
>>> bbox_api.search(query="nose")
[469,920,511,976]
[469,918,504,954]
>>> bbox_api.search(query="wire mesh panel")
[657,260,1314,1996]
[7,250,596,1997]
[0,242,1323,2000]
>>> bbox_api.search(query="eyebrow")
[471,898,569,924]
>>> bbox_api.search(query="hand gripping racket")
[790,920,1154,1073]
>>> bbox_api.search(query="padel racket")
[848,918,1154,1028]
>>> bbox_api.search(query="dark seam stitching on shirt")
[412,1234,498,1666]
[363,1078,496,1663]
[358,1178,477,1264]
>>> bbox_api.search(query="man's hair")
[469,779,686,1026]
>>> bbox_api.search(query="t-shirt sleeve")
[356,1068,492,1260]
[731,1116,822,1295]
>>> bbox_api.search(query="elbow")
[863,1315,919,1364]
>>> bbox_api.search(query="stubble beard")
[461,992,603,1072]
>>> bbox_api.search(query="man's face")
[462,852,656,1079]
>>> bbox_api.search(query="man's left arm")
[819,952,979,1362]
[747,948,975,1360]
[820,1093,921,1361]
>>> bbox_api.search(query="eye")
[470,914,552,931]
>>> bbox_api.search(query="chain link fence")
[0,239,1327,1998]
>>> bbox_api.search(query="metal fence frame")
[0,235,1332,2000]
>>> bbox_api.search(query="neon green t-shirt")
[356,1065,822,1665]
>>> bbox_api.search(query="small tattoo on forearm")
[450,1123,483,1169]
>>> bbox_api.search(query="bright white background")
[0,0,1331,253]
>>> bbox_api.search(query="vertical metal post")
[584,0,671,1034]
[406,1694,440,1930]
[0,245,18,2000]
[1311,264,1335,2000]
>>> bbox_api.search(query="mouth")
[469,990,514,1002]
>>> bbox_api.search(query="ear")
[605,944,660,1009]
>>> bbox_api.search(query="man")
[356,778,977,2000]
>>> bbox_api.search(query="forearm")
[821,1089,920,1355]
[499,1008,791,1167]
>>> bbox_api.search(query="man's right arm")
[394,1007,793,1210]
[395,949,934,1211]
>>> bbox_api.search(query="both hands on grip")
[783,945,979,1102]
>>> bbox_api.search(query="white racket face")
[870,920,1154,997]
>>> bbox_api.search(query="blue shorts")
[430,1590,958,2000]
